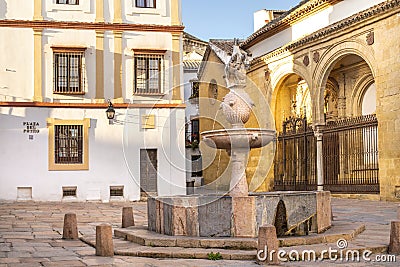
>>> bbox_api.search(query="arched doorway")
[321,54,379,193]
[273,74,316,191]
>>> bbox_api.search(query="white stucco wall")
[0,27,176,103]
[0,0,33,20]
[1,0,176,25]
[0,106,186,201]
[124,0,171,25]
[250,0,386,58]
[0,28,34,102]
[44,0,95,22]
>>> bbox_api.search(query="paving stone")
[7,263,42,267]
[41,260,86,267]
[6,252,32,258]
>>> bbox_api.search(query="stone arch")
[312,40,376,123]
[274,199,288,237]
[351,73,375,116]
[270,60,311,92]
[270,60,312,130]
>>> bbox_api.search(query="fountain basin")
[147,191,331,238]
[201,128,276,150]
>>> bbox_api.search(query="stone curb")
[112,222,365,250]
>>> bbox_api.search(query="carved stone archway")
[312,40,376,124]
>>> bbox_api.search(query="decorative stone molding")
[313,51,320,63]
[366,31,374,45]
[303,55,310,66]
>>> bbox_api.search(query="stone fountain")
[147,41,332,238]
[201,40,275,197]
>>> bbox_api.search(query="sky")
[182,0,300,41]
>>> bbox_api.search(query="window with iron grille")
[55,125,83,164]
[56,0,79,4]
[135,0,156,8]
[62,187,77,197]
[53,52,85,94]
[134,54,164,94]
[110,186,124,197]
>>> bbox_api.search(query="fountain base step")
[114,221,365,249]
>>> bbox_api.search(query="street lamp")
[106,99,115,124]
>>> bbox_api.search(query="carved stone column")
[314,124,324,191]
[229,148,249,197]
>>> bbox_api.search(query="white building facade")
[0,0,186,201]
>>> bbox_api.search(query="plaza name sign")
[23,121,40,140]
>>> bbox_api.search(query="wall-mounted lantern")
[106,99,115,124]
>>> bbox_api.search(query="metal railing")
[274,114,379,193]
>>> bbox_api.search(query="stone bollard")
[96,224,114,257]
[389,220,400,254]
[62,213,78,240]
[257,224,280,265]
[122,207,135,228]
[397,205,400,220]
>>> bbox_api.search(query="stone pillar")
[389,221,400,254]
[122,207,135,228]
[229,149,249,197]
[95,30,105,101]
[96,224,114,257]
[171,33,182,101]
[62,213,78,240]
[232,197,256,237]
[397,205,400,220]
[113,0,122,23]
[314,125,324,191]
[257,224,279,265]
[33,28,43,102]
[113,31,123,101]
[95,0,104,22]
[33,0,43,20]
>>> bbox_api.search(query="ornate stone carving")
[313,51,320,63]
[224,39,250,88]
[366,31,374,45]
[303,55,310,66]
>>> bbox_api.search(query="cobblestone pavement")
[0,198,399,266]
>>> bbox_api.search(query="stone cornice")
[252,0,400,65]
[0,19,184,33]
[241,0,343,49]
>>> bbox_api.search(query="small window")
[62,186,77,197]
[110,186,124,197]
[135,0,156,8]
[56,0,79,4]
[134,54,164,94]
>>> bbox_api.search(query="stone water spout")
[201,40,276,197]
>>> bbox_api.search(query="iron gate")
[274,114,379,194]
